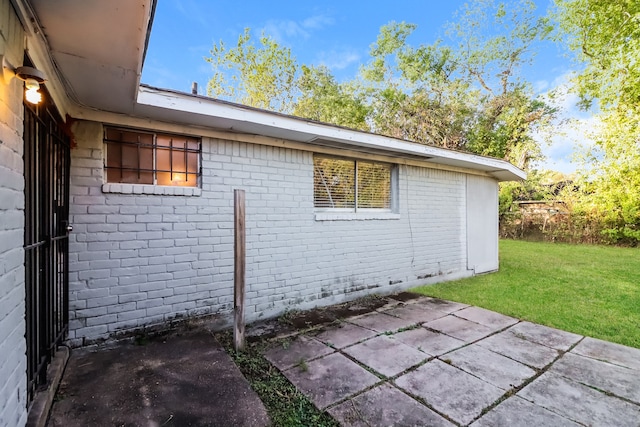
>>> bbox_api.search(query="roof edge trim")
[136,85,526,182]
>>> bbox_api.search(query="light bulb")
[24,79,41,104]
[25,86,42,104]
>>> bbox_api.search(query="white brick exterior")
[0,0,28,425]
[68,120,479,345]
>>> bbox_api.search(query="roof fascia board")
[74,108,495,178]
[137,86,526,181]
[139,0,158,82]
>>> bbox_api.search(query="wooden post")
[233,189,246,351]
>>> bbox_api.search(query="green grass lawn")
[412,239,640,349]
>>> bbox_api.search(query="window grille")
[314,155,392,210]
[104,127,201,187]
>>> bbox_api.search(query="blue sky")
[142,0,588,173]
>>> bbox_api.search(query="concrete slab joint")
[46,295,640,427]
[258,296,640,427]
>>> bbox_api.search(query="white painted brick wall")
[0,0,27,425]
[68,120,473,344]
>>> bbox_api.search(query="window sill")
[102,183,202,196]
[314,211,401,221]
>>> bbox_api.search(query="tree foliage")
[554,0,640,244]
[346,0,554,169]
[446,0,554,167]
[554,0,640,112]
[204,1,554,171]
[358,22,475,151]
[293,65,370,131]
[205,1,564,189]
[205,28,298,112]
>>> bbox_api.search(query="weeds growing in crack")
[215,331,339,427]
[296,358,309,372]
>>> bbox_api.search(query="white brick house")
[0,1,524,424]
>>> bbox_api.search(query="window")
[314,155,394,211]
[104,127,201,187]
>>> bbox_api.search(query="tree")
[554,0,640,243]
[352,0,555,168]
[203,1,554,172]
[205,28,298,112]
[293,65,370,131]
[356,22,475,150]
[554,0,640,112]
[446,0,554,168]
[467,90,554,168]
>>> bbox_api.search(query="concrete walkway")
[265,297,640,426]
[48,331,270,427]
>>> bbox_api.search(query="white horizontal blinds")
[357,161,391,209]
[313,157,356,208]
[313,155,392,210]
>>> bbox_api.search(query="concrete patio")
[47,331,270,427]
[265,296,640,426]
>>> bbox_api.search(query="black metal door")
[23,87,70,403]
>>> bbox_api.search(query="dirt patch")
[425,297,450,305]
[285,296,390,329]
[246,319,297,343]
[284,309,338,329]
[244,295,397,341]
[389,291,423,302]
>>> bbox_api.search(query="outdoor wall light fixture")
[24,78,42,104]
[1,55,47,104]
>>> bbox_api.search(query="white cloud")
[302,14,335,30]
[142,63,182,88]
[262,20,308,41]
[534,79,550,93]
[261,14,335,42]
[188,45,210,53]
[532,71,599,174]
[171,0,209,28]
[315,49,361,71]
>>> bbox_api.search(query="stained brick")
[0,4,28,424]
[67,124,474,349]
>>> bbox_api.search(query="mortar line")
[264,298,597,426]
[554,343,640,409]
[466,335,588,425]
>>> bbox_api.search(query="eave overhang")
[18,0,525,182]
[133,85,526,182]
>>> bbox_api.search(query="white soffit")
[135,86,526,182]
[27,0,153,112]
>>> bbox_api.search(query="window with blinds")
[104,127,201,187]
[313,155,393,210]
